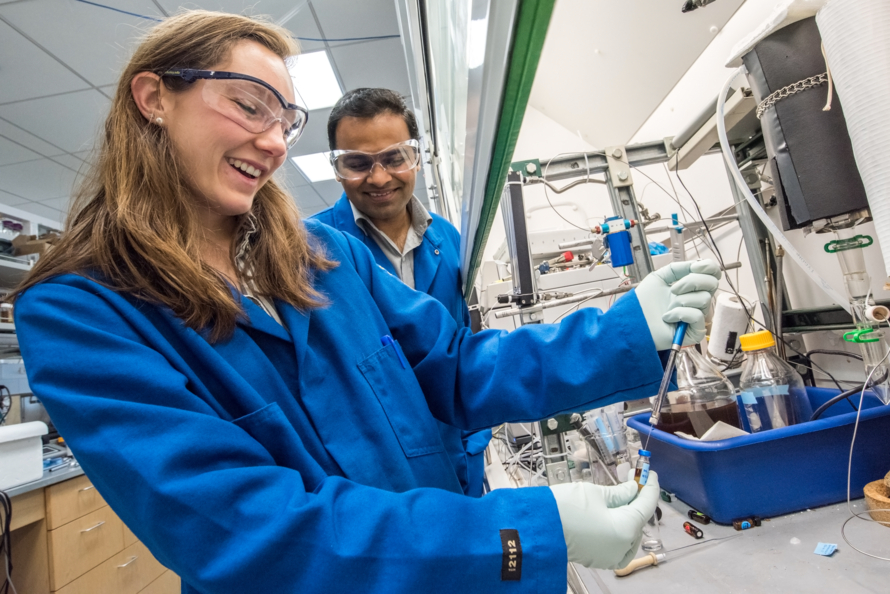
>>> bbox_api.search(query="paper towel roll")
[708,293,752,364]
[817,0,890,282]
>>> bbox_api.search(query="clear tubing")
[834,228,890,404]
[716,69,852,313]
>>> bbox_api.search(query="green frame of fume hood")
[463,0,556,297]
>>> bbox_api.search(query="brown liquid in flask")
[654,347,742,438]
[656,400,741,438]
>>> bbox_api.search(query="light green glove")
[549,471,660,570]
[635,260,722,350]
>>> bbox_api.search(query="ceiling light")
[288,51,343,110]
[291,152,336,182]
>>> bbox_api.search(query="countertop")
[6,458,84,498]
[572,495,890,593]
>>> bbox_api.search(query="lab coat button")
[434,249,440,255]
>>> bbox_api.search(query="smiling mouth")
[367,189,396,198]
[227,158,260,179]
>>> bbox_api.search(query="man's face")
[333,113,418,225]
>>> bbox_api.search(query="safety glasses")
[161,68,309,148]
[329,140,421,180]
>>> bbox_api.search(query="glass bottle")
[654,346,741,438]
[738,330,812,432]
[633,450,662,551]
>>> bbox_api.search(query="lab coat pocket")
[232,401,306,470]
[358,342,445,458]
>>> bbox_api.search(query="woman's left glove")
[549,472,660,570]
[634,260,722,350]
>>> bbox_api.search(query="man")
[311,88,491,497]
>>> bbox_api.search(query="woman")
[13,11,720,593]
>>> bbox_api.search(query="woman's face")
[160,40,294,227]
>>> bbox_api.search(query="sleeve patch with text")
[500,529,522,581]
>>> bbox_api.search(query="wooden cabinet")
[9,475,180,594]
[45,474,106,530]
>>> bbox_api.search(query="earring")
[155,117,164,125]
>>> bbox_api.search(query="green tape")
[464,0,557,297]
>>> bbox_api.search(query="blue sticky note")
[814,543,837,556]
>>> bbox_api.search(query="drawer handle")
[117,556,138,569]
[80,521,105,533]
[79,486,95,493]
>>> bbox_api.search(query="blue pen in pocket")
[381,335,407,369]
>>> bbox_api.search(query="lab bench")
[8,463,180,594]
[570,495,890,594]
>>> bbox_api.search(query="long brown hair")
[12,11,334,342]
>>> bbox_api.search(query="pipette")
[613,533,742,577]
[645,321,688,450]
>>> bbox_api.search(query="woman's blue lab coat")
[15,220,664,594]
[312,194,491,497]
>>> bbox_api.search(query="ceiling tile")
[310,0,400,45]
[0,0,159,87]
[0,158,78,201]
[0,18,90,104]
[0,135,41,167]
[0,189,29,207]
[289,106,333,156]
[50,153,92,174]
[0,90,111,153]
[308,179,342,205]
[159,0,306,23]
[13,200,64,223]
[297,202,327,217]
[274,161,311,193]
[39,196,72,214]
[329,38,410,98]
[0,118,66,157]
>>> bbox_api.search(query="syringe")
[646,321,688,450]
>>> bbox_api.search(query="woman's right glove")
[549,471,660,570]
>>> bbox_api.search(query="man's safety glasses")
[329,140,421,180]
[161,69,309,148]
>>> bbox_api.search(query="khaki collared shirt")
[350,196,432,289]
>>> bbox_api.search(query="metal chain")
[756,72,829,119]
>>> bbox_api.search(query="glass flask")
[738,330,812,433]
[653,346,741,438]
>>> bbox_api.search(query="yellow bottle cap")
[739,330,775,352]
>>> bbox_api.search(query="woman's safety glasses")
[329,140,421,180]
[161,69,309,148]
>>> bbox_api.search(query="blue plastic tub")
[626,387,890,524]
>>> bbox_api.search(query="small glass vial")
[633,450,651,490]
[634,450,662,551]
[0,303,12,324]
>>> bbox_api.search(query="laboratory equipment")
[683,521,703,539]
[634,450,651,490]
[827,228,890,403]
[613,534,743,577]
[732,517,761,531]
[740,17,869,232]
[654,346,741,438]
[634,450,662,552]
[628,386,890,523]
[707,293,752,366]
[688,510,711,524]
[648,322,688,434]
[818,0,890,287]
[738,331,811,433]
[642,507,663,552]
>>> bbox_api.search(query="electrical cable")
[0,490,13,594]
[810,367,889,421]
[541,152,608,233]
[841,330,890,561]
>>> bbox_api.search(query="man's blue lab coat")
[312,194,492,497]
[16,220,665,594]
